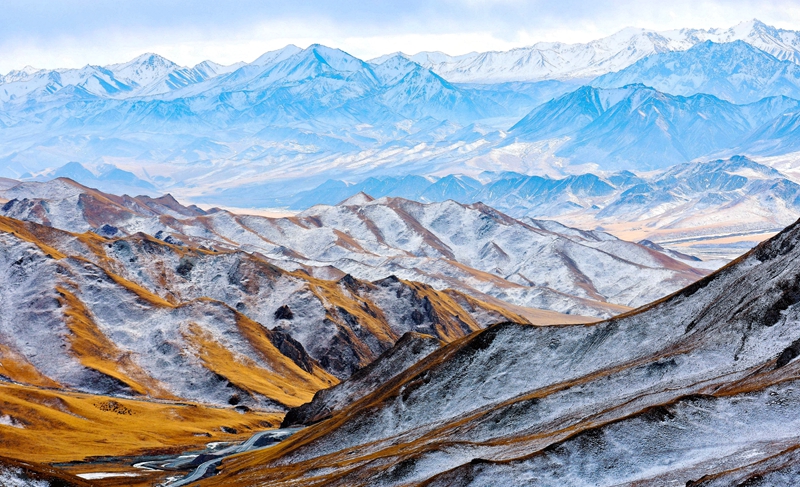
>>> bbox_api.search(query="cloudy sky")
[1,0,799,72]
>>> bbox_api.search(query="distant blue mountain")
[4,42,800,194]
[509,84,800,170]
[743,111,800,155]
[592,41,800,104]
[286,157,800,233]
[597,155,800,219]
[53,161,96,181]
[289,171,635,214]
[510,86,606,139]
[37,162,157,195]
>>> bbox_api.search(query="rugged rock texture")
[0,178,709,318]
[0,212,526,410]
[0,456,94,487]
[198,217,800,486]
[282,332,442,427]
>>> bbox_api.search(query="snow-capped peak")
[405,20,800,83]
[371,54,422,84]
[107,53,180,87]
[300,44,367,72]
[250,44,303,66]
[2,65,43,83]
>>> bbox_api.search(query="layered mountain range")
[291,156,800,259]
[0,178,707,318]
[3,18,800,486]
[191,208,800,487]
[3,20,800,214]
[0,178,715,482]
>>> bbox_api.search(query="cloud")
[1,0,799,72]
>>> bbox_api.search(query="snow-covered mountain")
[593,40,800,103]
[397,19,800,83]
[0,52,245,103]
[0,189,530,410]
[2,22,800,222]
[196,212,800,487]
[509,84,800,170]
[0,178,708,318]
[105,53,179,88]
[293,156,800,260]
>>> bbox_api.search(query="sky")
[1,0,800,73]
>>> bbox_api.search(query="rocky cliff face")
[198,217,800,486]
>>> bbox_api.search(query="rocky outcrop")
[282,332,441,427]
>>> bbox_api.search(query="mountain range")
[0,178,706,318]
[0,178,719,482]
[392,19,800,83]
[0,181,550,387]
[508,83,800,170]
[2,20,800,207]
[190,201,800,487]
[592,40,800,104]
[287,156,800,259]
[5,18,800,486]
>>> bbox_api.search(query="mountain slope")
[0,208,525,396]
[282,331,442,427]
[197,215,800,486]
[561,89,754,170]
[400,19,800,83]
[593,40,800,104]
[0,216,336,408]
[510,84,766,170]
[0,381,282,464]
[0,178,708,318]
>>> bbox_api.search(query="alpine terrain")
[193,212,800,487]
[2,12,800,487]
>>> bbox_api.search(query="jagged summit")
[337,192,375,206]
[107,52,179,86]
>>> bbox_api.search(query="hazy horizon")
[1,0,799,73]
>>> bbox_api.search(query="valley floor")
[0,382,284,484]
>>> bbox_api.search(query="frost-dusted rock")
[201,217,800,486]
[282,332,441,427]
[0,456,93,487]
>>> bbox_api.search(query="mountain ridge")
[393,19,800,83]
[592,40,800,103]
[193,213,800,486]
[0,177,708,318]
